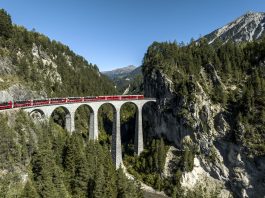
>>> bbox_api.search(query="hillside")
[140,37,265,197]
[0,9,116,103]
[2,7,265,198]
[0,9,143,198]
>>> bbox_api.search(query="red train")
[0,101,12,110]
[0,95,145,111]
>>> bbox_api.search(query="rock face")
[143,66,265,197]
[0,84,47,103]
[181,157,231,198]
[31,43,62,85]
[0,46,54,102]
[143,69,189,146]
[0,57,17,75]
[205,12,265,44]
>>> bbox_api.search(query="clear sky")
[0,0,264,71]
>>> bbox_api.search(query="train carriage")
[67,97,84,103]
[84,96,97,102]
[106,95,121,100]
[50,98,67,104]
[0,101,13,110]
[33,99,50,106]
[14,100,32,108]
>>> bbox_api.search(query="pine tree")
[21,181,39,198]
[116,167,142,198]
[93,164,105,198]
[158,138,165,173]
[101,145,117,198]
[71,153,89,197]
[31,132,68,198]
[116,167,128,198]
[0,115,19,169]
[0,9,13,38]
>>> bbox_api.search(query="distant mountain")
[205,12,265,44]
[128,66,142,77]
[106,12,265,95]
[103,65,137,80]
[103,66,143,94]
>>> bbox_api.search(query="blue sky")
[0,0,264,71]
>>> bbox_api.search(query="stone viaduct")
[23,99,156,168]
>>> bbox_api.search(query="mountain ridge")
[204,11,265,44]
[106,11,265,95]
[103,65,143,94]
[103,65,137,80]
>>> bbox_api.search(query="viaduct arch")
[24,99,156,168]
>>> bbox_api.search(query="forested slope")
[140,37,265,197]
[0,9,116,102]
[0,9,144,198]
[0,111,142,197]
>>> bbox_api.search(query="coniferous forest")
[0,6,265,198]
[0,111,143,198]
[142,38,265,157]
[0,9,116,97]
[0,9,143,198]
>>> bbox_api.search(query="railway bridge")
[22,97,156,168]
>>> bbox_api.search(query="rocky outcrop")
[181,157,231,198]
[31,43,62,85]
[143,66,265,197]
[204,12,265,44]
[0,84,47,103]
[0,56,46,102]
[0,57,17,75]
[0,43,65,102]
[143,69,189,146]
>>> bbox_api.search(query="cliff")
[142,40,265,197]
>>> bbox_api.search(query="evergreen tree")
[158,138,166,173]
[93,164,105,198]
[116,168,142,198]
[31,134,68,198]
[21,181,39,198]
[0,9,13,38]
